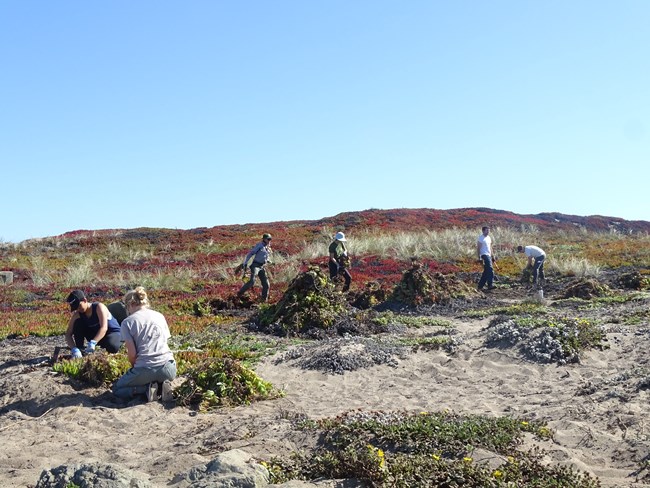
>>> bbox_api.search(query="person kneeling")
[65,290,122,358]
[112,287,176,403]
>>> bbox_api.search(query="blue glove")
[84,340,97,354]
[70,347,83,359]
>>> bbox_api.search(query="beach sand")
[1,290,649,487]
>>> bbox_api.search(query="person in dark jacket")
[238,233,273,302]
[329,231,352,292]
[65,290,122,358]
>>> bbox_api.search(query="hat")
[262,233,272,240]
[66,289,86,311]
[334,232,346,241]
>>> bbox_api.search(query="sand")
[1,290,650,487]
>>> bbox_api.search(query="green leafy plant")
[264,410,599,487]
[174,357,282,411]
[53,353,131,386]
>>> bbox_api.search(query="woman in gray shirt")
[112,286,176,402]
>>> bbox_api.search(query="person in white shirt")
[476,226,496,290]
[517,245,546,285]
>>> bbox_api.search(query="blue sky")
[1,1,648,243]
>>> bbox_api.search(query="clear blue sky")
[1,1,648,243]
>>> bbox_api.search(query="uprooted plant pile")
[257,266,351,337]
[392,263,476,306]
[174,357,282,411]
[617,271,650,290]
[560,279,611,299]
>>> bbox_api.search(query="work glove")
[70,347,83,359]
[84,340,97,354]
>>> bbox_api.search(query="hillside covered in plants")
[0,207,649,488]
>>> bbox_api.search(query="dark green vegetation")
[263,410,600,487]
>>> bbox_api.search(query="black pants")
[329,261,351,291]
[73,319,122,353]
[238,263,270,300]
[478,255,494,289]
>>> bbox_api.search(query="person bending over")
[65,289,122,358]
[517,245,546,285]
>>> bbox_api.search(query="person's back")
[121,307,173,369]
[78,303,121,333]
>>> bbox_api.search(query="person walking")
[476,226,497,291]
[517,245,546,286]
[238,233,273,302]
[112,286,176,402]
[329,231,352,292]
[65,290,122,358]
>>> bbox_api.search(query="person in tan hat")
[238,233,273,301]
[329,231,351,292]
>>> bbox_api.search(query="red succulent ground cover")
[1,207,648,339]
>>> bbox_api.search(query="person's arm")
[329,242,338,262]
[528,255,534,267]
[242,243,260,267]
[124,337,137,366]
[92,303,110,342]
[64,314,78,349]
[476,241,482,261]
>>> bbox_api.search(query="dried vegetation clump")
[392,262,475,306]
[617,270,650,290]
[349,281,388,309]
[257,266,350,337]
[560,278,611,299]
[274,336,407,375]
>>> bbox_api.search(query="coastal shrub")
[524,317,606,364]
[174,357,281,411]
[264,410,598,487]
[485,315,606,364]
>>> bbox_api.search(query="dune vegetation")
[1,208,649,486]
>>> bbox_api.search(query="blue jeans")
[478,255,494,289]
[112,360,177,399]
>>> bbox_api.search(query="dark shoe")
[487,285,497,290]
[146,382,160,402]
